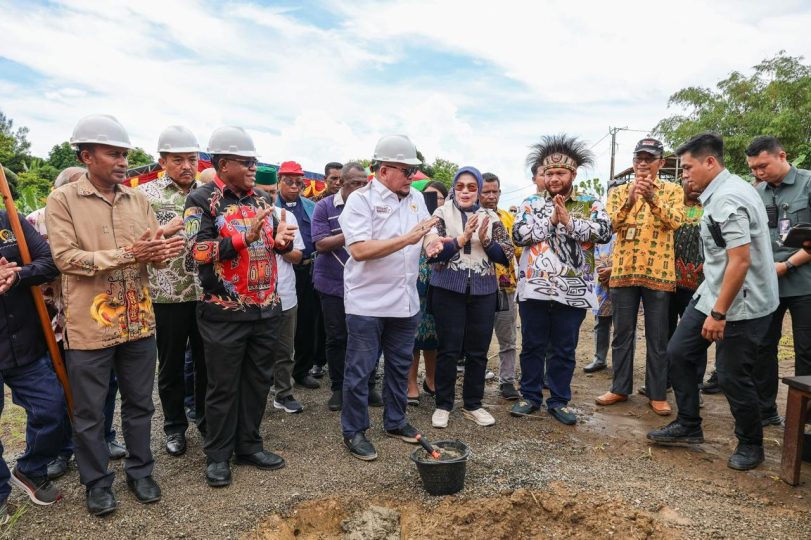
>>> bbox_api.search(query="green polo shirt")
[694,169,778,321]
[756,166,811,298]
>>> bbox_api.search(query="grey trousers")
[66,337,157,488]
[494,292,518,384]
[272,306,298,400]
[593,315,613,364]
[610,286,670,401]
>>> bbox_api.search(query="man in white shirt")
[253,167,306,414]
[338,135,442,460]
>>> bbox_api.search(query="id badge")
[625,226,637,240]
[779,218,791,236]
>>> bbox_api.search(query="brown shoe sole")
[595,395,628,406]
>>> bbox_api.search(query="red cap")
[278,161,304,176]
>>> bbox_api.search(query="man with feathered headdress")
[511,135,612,425]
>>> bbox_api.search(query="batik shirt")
[140,175,201,303]
[513,193,612,309]
[674,204,704,292]
[184,176,291,321]
[593,233,615,317]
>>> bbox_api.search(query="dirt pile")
[248,483,676,539]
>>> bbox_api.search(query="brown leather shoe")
[649,400,672,416]
[595,392,628,406]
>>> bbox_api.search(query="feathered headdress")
[526,134,594,174]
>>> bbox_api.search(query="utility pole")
[608,126,627,181]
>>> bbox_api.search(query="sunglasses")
[454,183,478,193]
[633,155,661,165]
[386,165,419,178]
[224,157,258,168]
[280,177,306,188]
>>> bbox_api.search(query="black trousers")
[292,266,325,381]
[668,287,707,382]
[197,311,280,462]
[154,302,206,435]
[66,337,156,488]
[320,292,375,393]
[433,287,496,411]
[669,300,771,446]
[755,293,811,418]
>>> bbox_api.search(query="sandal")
[407,395,420,406]
[422,380,435,397]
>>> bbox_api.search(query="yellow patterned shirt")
[495,208,521,292]
[607,177,684,291]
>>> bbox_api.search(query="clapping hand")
[246,207,274,245]
[405,217,439,245]
[163,215,184,236]
[553,195,570,227]
[635,174,655,202]
[274,209,298,248]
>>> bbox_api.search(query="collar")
[372,177,401,201]
[214,175,254,198]
[698,168,730,205]
[779,166,797,186]
[334,190,346,207]
[161,175,199,193]
[76,174,126,198]
[281,196,299,207]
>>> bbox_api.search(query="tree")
[654,52,811,176]
[127,147,155,168]
[426,158,459,189]
[576,177,605,200]
[0,111,32,172]
[47,141,82,171]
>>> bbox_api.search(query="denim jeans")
[610,286,670,400]
[518,299,586,410]
[341,314,419,437]
[0,356,71,502]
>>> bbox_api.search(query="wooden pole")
[0,164,74,418]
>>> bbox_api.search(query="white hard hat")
[157,125,200,153]
[70,114,133,150]
[372,134,421,165]
[206,126,258,157]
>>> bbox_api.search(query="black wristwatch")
[784,260,797,272]
[710,310,726,321]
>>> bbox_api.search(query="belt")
[295,258,313,268]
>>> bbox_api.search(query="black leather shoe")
[385,423,419,443]
[761,414,785,427]
[107,440,127,460]
[344,432,377,461]
[166,433,187,456]
[235,450,286,471]
[583,358,607,373]
[499,382,520,400]
[328,390,343,411]
[47,455,70,480]
[368,388,384,408]
[206,461,231,487]
[86,487,117,516]
[728,444,764,471]
[126,475,161,503]
[309,364,326,379]
[295,375,320,389]
[647,421,704,445]
[700,371,722,394]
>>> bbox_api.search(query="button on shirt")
[695,169,778,321]
[139,175,201,303]
[46,175,161,350]
[274,207,305,311]
[756,166,811,298]
[311,190,350,297]
[340,181,433,317]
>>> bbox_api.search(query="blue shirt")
[277,195,315,260]
[311,191,350,297]
[694,169,778,321]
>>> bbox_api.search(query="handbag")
[496,289,510,312]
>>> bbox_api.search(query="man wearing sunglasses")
[338,135,443,461]
[275,161,325,392]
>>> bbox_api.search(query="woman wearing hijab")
[428,167,514,428]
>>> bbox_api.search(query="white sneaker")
[484,369,496,381]
[463,407,495,426]
[432,408,450,428]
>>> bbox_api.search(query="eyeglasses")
[224,157,258,168]
[386,165,419,178]
[633,155,661,165]
[280,177,306,188]
[454,183,478,192]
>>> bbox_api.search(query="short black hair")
[482,172,500,187]
[324,162,343,176]
[675,132,725,166]
[212,154,225,172]
[745,136,784,157]
[341,161,365,177]
[530,162,539,176]
[425,180,448,198]
[75,143,94,162]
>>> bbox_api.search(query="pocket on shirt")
[788,200,810,224]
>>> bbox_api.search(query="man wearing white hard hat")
[46,114,185,515]
[184,127,297,487]
[140,126,206,458]
[338,135,444,461]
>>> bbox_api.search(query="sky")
[1,0,810,207]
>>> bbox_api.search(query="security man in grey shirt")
[747,136,811,426]
[647,133,778,472]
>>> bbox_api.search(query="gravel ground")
[2,315,810,539]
